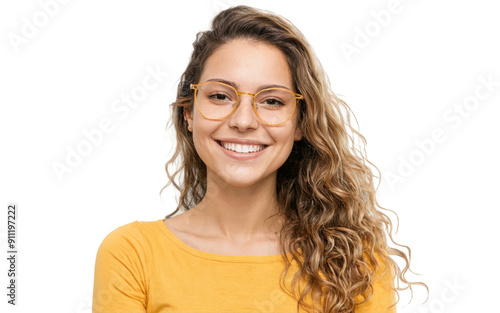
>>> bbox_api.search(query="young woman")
[93,5,425,313]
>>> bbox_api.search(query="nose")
[227,93,259,131]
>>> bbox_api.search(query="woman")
[93,5,425,313]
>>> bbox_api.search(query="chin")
[220,175,261,188]
[215,169,275,189]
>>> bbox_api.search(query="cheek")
[191,116,219,159]
[270,127,296,155]
[192,127,210,155]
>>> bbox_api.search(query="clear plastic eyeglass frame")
[190,81,303,126]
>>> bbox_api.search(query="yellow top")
[92,219,396,313]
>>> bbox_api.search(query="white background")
[1,0,499,312]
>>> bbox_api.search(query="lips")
[216,140,268,154]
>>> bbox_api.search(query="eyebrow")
[205,78,292,92]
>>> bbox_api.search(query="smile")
[217,141,267,153]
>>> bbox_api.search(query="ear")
[294,127,302,141]
[184,108,193,132]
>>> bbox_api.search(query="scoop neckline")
[155,219,297,263]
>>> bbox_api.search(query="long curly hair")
[161,5,426,313]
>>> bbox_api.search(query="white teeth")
[221,142,265,153]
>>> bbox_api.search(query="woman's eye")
[263,98,284,106]
[209,93,230,101]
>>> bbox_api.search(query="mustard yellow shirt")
[92,219,396,313]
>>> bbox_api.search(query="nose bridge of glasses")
[235,91,257,106]
[236,91,256,98]
[237,90,254,94]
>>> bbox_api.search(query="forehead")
[198,38,293,90]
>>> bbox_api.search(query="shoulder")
[98,221,143,248]
[93,221,158,287]
[95,220,159,260]
[93,221,153,312]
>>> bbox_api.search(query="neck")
[190,171,283,241]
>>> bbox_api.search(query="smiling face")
[185,38,302,188]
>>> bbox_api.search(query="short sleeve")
[92,222,148,313]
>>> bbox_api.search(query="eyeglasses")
[190,81,303,126]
